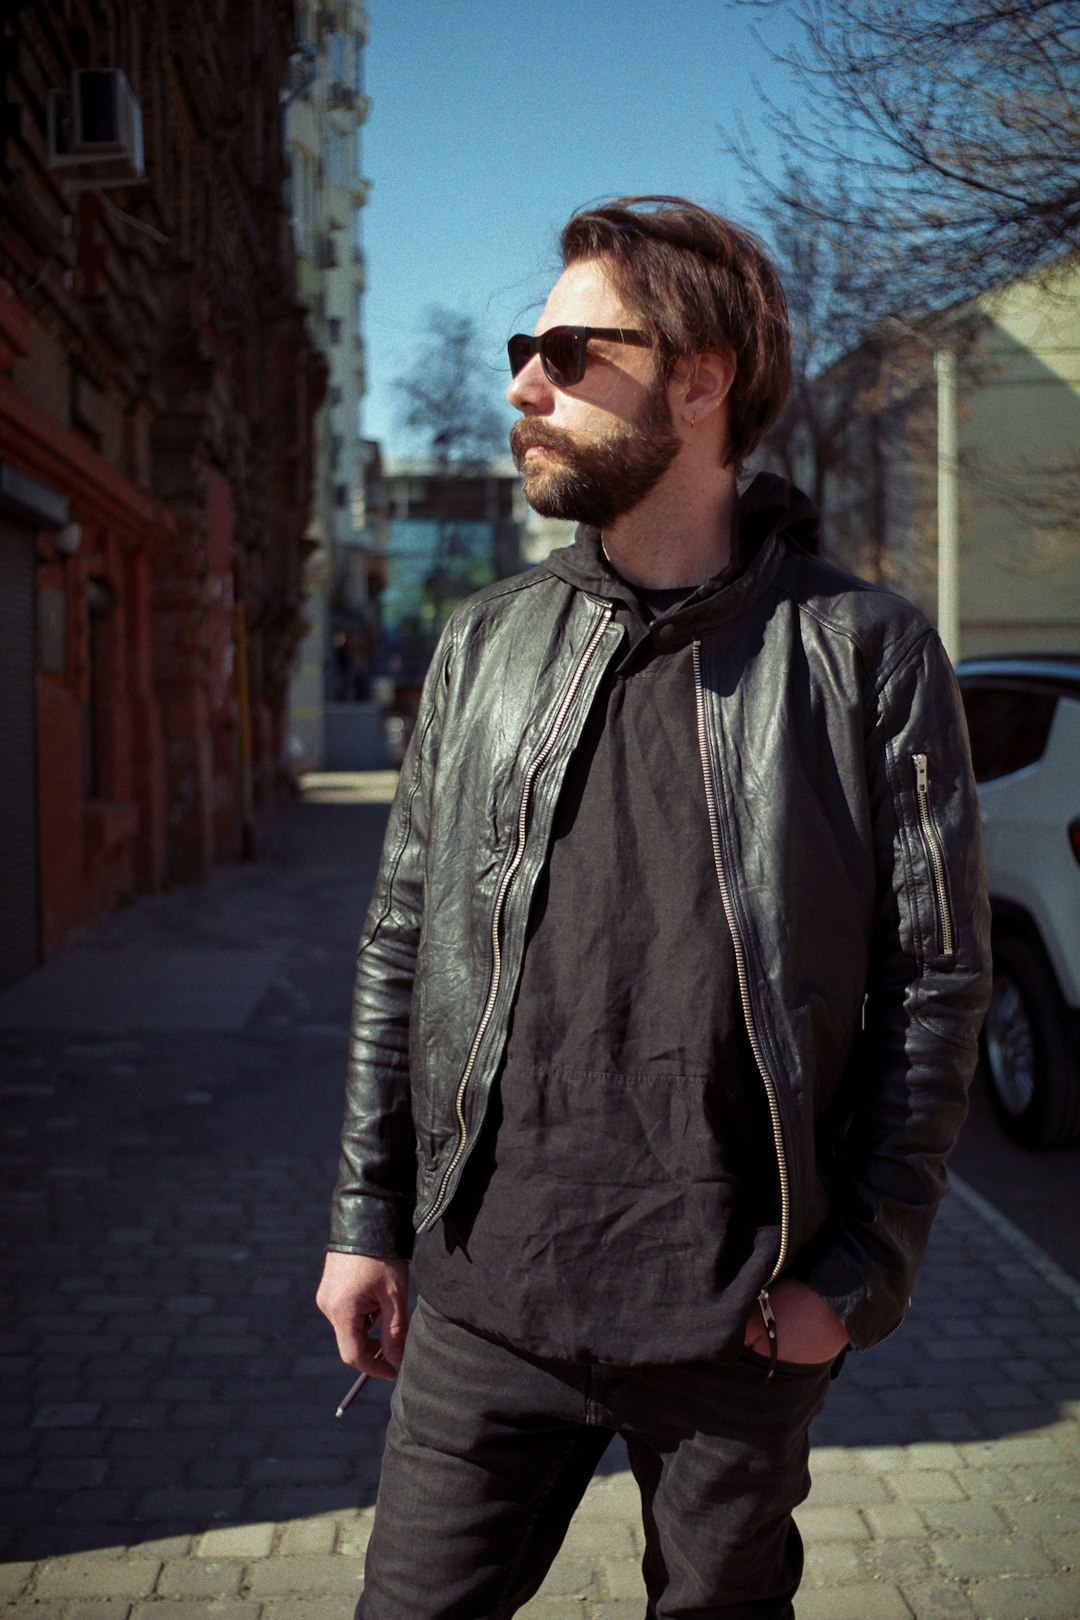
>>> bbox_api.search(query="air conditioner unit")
[47,70,145,188]
[327,83,357,111]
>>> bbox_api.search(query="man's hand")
[743,1277,850,1365]
[316,1252,410,1381]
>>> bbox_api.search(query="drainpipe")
[934,348,960,663]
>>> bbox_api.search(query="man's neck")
[600,470,738,589]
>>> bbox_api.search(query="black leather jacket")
[329,477,991,1352]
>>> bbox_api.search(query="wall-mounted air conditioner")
[48,70,146,188]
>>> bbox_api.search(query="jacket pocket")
[911,752,956,959]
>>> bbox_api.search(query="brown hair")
[559,196,792,469]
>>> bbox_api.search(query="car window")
[960,684,1058,782]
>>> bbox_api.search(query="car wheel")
[980,935,1080,1149]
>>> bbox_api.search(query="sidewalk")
[1,778,1079,1620]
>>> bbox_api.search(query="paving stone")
[245,1553,363,1595]
[130,1604,261,1620]
[1007,1499,1080,1537]
[599,1557,648,1600]
[195,1523,277,1559]
[516,1600,588,1618]
[135,1486,246,1521]
[261,1605,371,1620]
[157,1558,245,1597]
[795,1505,870,1543]
[863,1504,927,1540]
[888,1470,967,1503]
[801,1539,867,1586]
[68,1604,136,1620]
[31,1401,102,1428]
[933,1534,1056,1580]
[557,1519,639,1562]
[806,1472,891,1507]
[0,1562,35,1598]
[34,1457,109,1489]
[334,1514,376,1559]
[870,1538,932,1580]
[896,1578,978,1617]
[33,1558,163,1599]
[964,1572,1080,1619]
[795,1583,914,1619]
[278,1516,339,1554]
[924,1500,1010,1536]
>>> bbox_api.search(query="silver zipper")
[912,753,956,958]
[692,642,790,1296]
[415,602,615,1233]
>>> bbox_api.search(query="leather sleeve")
[793,627,992,1349]
[326,630,454,1259]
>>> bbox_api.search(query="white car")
[956,656,1080,1148]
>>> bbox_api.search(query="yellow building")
[811,258,1080,661]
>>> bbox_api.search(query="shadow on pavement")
[2,792,1079,1562]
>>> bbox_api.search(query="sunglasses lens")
[541,329,582,387]
[507,336,533,377]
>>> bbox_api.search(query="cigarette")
[335,1372,369,1418]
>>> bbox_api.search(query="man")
[317,196,991,1619]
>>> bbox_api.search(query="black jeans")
[355,1299,836,1620]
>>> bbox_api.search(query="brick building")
[0,1,323,985]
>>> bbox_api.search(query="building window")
[328,31,346,83]
[327,126,348,188]
[335,483,348,508]
[352,35,365,94]
[291,147,316,256]
[328,317,342,344]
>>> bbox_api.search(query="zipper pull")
[757,1288,778,1381]
[913,752,928,793]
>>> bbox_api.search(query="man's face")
[506,259,680,529]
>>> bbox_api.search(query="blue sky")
[360,0,804,456]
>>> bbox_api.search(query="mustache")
[509,419,581,464]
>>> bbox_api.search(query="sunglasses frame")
[507,325,650,388]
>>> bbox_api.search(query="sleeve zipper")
[912,753,956,958]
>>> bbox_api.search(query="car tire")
[980,934,1080,1149]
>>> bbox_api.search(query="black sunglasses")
[507,325,650,388]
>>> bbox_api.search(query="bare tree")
[731,0,1080,310]
[392,308,508,641]
[394,306,505,468]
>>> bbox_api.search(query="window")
[291,148,316,255]
[328,317,342,344]
[352,35,365,94]
[327,126,348,188]
[328,31,346,83]
[960,683,1058,782]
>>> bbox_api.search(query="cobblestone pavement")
[2,779,1079,1620]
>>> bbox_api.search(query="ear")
[671,350,736,429]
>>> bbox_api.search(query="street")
[2,780,1080,1620]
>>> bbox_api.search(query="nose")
[506,350,552,414]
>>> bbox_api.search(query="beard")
[509,380,680,529]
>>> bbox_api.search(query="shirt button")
[655,622,678,645]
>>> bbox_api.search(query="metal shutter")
[0,517,40,986]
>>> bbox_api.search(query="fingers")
[315,1253,410,1380]
[374,1280,409,1371]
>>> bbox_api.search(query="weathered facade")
[803,259,1080,661]
[0,1,323,985]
